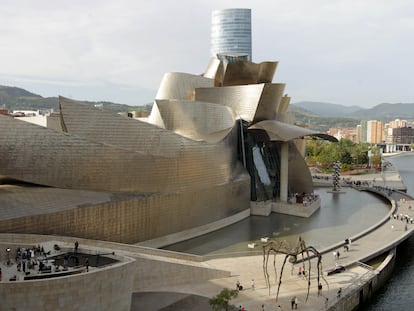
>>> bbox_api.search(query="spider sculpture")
[262,236,328,302]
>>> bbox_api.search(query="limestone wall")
[131,256,230,292]
[0,255,135,311]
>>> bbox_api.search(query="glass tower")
[211,8,252,61]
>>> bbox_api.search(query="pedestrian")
[337,250,340,259]
[294,296,298,309]
[337,288,342,298]
[251,278,255,290]
[261,304,265,311]
[74,241,79,254]
[236,280,240,290]
[277,305,282,311]
[291,296,295,309]
[85,257,89,272]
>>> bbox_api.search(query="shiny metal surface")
[153,99,235,143]
[0,55,336,243]
[156,72,213,100]
[0,110,239,193]
[221,61,278,86]
[195,83,285,122]
[248,120,338,142]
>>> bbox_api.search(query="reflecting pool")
[163,187,390,256]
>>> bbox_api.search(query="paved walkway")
[162,171,414,311]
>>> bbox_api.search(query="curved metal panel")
[154,99,236,143]
[288,142,314,194]
[248,120,338,142]
[155,72,214,100]
[278,94,291,115]
[203,57,221,79]
[253,83,285,122]
[195,83,286,123]
[60,96,188,156]
[0,115,240,193]
[195,84,265,122]
[222,61,278,86]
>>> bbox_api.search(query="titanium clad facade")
[211,8,252,60]
[156,72,214,100]
[0,53,335,243]
[153,100,235,143]
[195,83,285,123]
[0,112,241,194]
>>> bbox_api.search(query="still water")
[366,153,414,310]
[164,182,390,256]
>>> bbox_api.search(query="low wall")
[271,197,321,218]
[131,255,230,292]
[0,233,232,310]
[250,198,320,218]
[329,248,396,311]
[0,252,136,311]
[138,209,251,248]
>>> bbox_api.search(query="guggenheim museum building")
[0,8,335,247]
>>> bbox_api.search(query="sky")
[1,0,414,107]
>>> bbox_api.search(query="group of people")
[392,213,414,224]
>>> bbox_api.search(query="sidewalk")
[158,168,413,311]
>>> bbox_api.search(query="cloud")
[1,0,414,107]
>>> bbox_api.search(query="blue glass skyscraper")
[211,8,252,61]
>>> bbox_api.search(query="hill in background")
[292,101,362,117]
[291,101,414,121]
[2,85,414,132]
[0,85,149,113]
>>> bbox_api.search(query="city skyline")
[1,0,414,107]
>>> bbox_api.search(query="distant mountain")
[292,101,363,117]
[0,85,148,113]
[347,103,414,121]
[287,104,360,132]
[0,85,58,110]
[0,85,42,98]
[291,101,414,122]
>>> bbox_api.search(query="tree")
[208,288,239,311]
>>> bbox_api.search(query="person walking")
[291,296,295,309]
[251,278,255,290]
[74,241,79,254]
